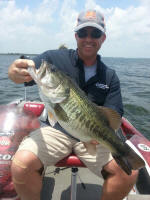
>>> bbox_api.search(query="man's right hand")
[8,59,35,84]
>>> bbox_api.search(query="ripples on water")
[103,57,150,139]
[0,54,150,139]
[0,54,39,104]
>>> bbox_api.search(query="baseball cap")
[74,9,106,33]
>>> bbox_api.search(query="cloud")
[54,0,78,47]
[0,0,60,53]
[34,0,59,24]
[107,6,150,38]
[0,0,150,57]
[101,2,150,57]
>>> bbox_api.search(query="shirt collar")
[75,49,101,67]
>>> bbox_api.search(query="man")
[8,9,138,200]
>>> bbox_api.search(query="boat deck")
[41,166,150,200]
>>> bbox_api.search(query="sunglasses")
[77,28,103,39]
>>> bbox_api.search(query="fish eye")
[51,65,57,72]
[65,88,70,93]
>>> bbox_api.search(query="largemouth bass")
[28,61,145,175]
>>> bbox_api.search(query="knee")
[11,154,28,185]
[11,151,43,184]
[103,159,138,184]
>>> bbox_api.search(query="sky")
[0,0,150,58]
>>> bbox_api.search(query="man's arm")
[104,71,124,117]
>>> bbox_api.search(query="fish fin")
[98,106,121,131]
[48,111,57,127]
[54,104,69,122]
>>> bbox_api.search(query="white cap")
[74,9,106,33]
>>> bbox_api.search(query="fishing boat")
[0,99,150,200]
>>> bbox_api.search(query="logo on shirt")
[95,83,109,90]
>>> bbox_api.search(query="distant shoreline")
[0,53,38,56]
[0,53,149,59]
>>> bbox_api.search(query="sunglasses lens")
[77,28,103,39]
[77,29,87,38]
[91,29,102,38]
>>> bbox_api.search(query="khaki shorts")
[17,126,113,177]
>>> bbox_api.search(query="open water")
[0,54,150,139]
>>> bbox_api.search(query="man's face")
[75,27,106,60]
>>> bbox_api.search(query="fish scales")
[59,79,125,153]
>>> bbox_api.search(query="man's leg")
[11,126,74,200]
[73,142,138,200]
[101,159,138,200]
[11,150,43,200]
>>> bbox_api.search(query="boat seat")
[55,152,86,168]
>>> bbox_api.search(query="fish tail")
[125,142,145,170]
[113,143,145,175]
[112,154,132,175]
